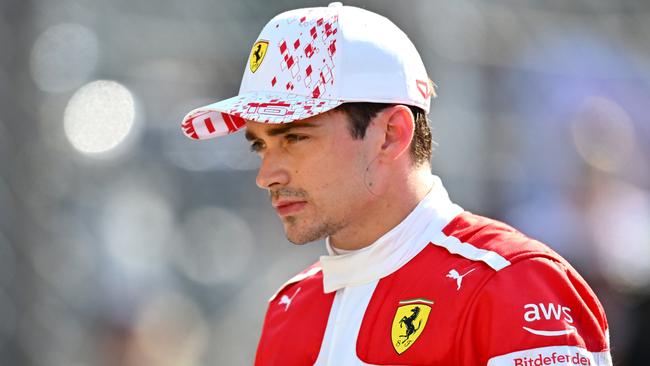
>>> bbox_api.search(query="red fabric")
[255,212,610,365]
[255,265,335,366]
[357,243,475,365]
[458,257,610,365]
[441,212,559,263]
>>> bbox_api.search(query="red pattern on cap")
[203,117,216,133]
[328,40,336,57]
[182,9,344,140]
[304,44,314,58]
[312,86,321,98]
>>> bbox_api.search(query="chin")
[284,224,327,245]
[282,215,340,245]
[284,228,323,245]
[286,236,313,245]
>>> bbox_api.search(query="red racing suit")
[255,179,612,365]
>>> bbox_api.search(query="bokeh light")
[172,206,254,285]
[30,23,98,93]
[130,290,209,366]
[570,96,637,173]
[589,178,650,291]
[63,80,136,154]
[101,184,175,277]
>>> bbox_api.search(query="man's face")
[245,110,375,244]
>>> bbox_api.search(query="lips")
[273,200,307,217]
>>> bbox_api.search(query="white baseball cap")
[181,2,435,140]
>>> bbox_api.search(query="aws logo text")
[523,303,576,337]
[524,303,573,323]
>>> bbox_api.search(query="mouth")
[273,200,307,217]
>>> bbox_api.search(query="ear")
[376,105,415,163]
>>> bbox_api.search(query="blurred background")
[1,0,649,364]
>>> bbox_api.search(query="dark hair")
[335,103,433,166]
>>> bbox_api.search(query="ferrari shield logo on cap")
[249,40,269,73]
[391,298,433,354]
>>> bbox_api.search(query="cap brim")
[181,91,343,140]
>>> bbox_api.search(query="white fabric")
[313,282,377,366]
[181,2,434,140]
[487,345,613,366]
[268,265,322,302]
[432,233,512,271]
[327,244,355,256]
[315,176,462,364]
[314,176,522,364]
[320,176,464,293]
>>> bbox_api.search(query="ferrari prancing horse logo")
[391,298,433,354]
[249,40,269,73]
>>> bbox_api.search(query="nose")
[255,150,290,189]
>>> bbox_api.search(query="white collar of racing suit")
[321,175,464,293]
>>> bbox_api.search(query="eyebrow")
[244,121,320,141]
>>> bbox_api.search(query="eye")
[249,140,265,153]
[284,134,308,144]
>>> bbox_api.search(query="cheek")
[328,137,368,168]
[312,150,369,197]
[298,134,371,199]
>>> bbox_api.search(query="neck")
[328,166,434,251]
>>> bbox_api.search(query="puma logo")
[446,268,476,290]
[278,287,301,311]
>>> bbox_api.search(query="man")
[181,3,612,365]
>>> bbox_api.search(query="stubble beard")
[271,187,345,245]
[283,215,344,245]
